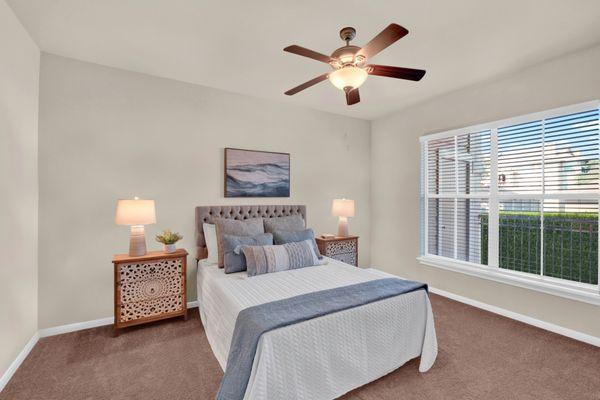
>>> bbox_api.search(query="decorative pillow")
[242,240,320,277]
[215,218,264,268]
[263,215,305,233]
[203,223,218,265]
[272,228,322,259]
[222,233,273,274]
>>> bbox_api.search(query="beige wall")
[0,0,39,378]
[38,54,371,329]
[371,44,600,338]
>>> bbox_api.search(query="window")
[419,101,600,305]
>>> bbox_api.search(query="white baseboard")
[429,286,600,347]
[38,317,114,338]
[0,332,39,393]
[39,300,199,338]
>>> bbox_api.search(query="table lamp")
[332,198,355,237]
[115,197,156,256]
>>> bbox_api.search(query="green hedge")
[480,212,598,285]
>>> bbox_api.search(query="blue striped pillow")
[242,240,320,277]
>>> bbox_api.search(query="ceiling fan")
[283,23,426,106]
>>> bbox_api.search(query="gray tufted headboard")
[195,205,306,261]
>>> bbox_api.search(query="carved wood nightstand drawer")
[112,249,188,334]
[120,295,184,322]
[325,240,357,255]
[119,273,183,304]
[118,259,183,283]
[315,236,359,267]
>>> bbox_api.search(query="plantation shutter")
[428,198,454,258]
[456,130,491,264]
[457,130,491,194]
[425,131,490,263]
[541,108,600,284]
[420,143,426,256]
[456,198,488,264]
[427,137,455,194]
[495,108,600,283]
[426,137,455,258]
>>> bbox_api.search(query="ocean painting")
[225,148,290,197]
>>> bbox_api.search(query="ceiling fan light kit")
[283,23,426,106]
[328,66,368,91]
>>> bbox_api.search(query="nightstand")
[112,249,188,335]
[315,236,359,266]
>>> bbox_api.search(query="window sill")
[417,255,600,306]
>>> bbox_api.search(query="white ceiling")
[8,0,600,120]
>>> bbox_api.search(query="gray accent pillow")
[242,240,319,277]
[272,228,322,259]
[263,215,305,233]
[214,218,264,268]
[222,233,273,274]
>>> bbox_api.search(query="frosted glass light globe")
[328,67,368,91]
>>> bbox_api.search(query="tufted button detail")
[196,206,305,262]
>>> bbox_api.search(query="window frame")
[419,100,600,306]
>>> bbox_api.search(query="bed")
[195,205,437,400]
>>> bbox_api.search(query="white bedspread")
[197,258,437,400]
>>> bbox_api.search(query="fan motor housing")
[330,45,362,68]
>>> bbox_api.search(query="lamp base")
[129,225,147,256]
[337,216,349,237]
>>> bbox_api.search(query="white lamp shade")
[115,198,156,226]
[332,199,355,218]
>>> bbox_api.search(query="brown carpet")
[1,294,599,400]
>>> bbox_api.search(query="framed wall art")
[224,148,290,197]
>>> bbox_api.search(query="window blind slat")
[427,137,455,194]
[456,199,488,265]
[428,198,454,258]
[544,109,599,193]
[457,131,491,194]
[498,120,543,193]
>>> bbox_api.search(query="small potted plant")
[155,230,183,254]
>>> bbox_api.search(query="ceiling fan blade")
[368,64,426,81]
[284,45,331,64]
[357,24,409,60]
[284,73,329,95]
[346,88,360,105]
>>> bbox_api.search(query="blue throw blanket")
[216,277,428,400]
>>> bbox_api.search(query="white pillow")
[203,223,218,265]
